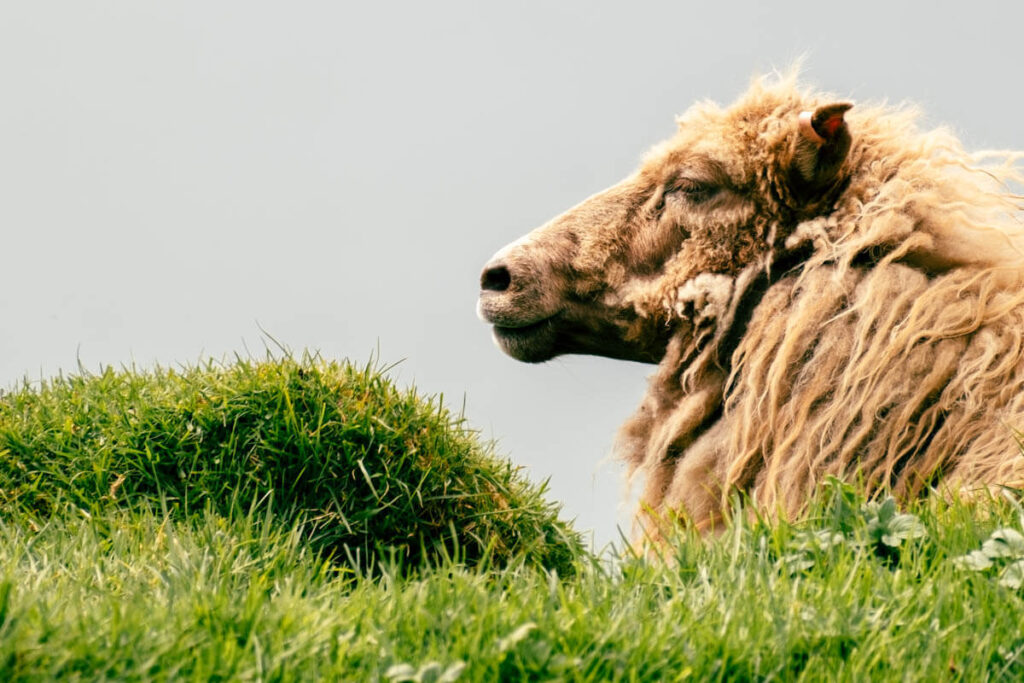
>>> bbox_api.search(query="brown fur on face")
[478,70,1024,538]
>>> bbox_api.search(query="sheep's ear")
[789,102,853,200]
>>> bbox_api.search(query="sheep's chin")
[491,317,558,363]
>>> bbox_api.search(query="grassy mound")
[0,354,581,573]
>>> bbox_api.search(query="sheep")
[477,72,1024,534]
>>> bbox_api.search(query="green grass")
[2,489,1024,680]
[1,355,1024,680]
[0,354,580,573]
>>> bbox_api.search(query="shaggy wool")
[617,73,1024,535]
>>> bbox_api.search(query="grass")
[2,488,1024,680]
[0,353,580,574]
[1,354,1024,680]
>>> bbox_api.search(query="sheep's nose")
[480,263,512,292]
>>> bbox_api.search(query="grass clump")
[0,354,581,573]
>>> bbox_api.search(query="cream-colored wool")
[620,75,1024,535]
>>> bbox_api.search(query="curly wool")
[619,75,1024,536]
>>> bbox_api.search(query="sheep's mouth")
[490,316,559,363]
[492,316,553,339]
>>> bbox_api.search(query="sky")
[3,1,1023,549]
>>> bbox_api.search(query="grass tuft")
[0,353,582,574]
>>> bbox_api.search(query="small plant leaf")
[877,497,897,523]
[999,560,1024,590]
[983,528,1024,559]
[880,513,928,547]
[419,663,444,683]
[385,663,418,681]
[954,550,994,572]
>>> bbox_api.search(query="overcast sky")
[3,1,1023,548]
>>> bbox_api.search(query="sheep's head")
[477,83,854,364]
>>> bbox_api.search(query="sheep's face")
[477,88,852,363]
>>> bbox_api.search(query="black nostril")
[480,264,512,292]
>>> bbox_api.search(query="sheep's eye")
[668,178,718,204]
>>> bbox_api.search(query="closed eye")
[667,178,720,205]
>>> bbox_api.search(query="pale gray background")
[3,2,1022,549]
